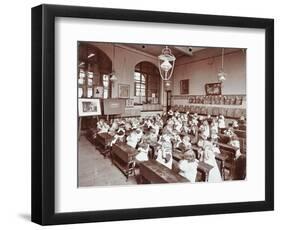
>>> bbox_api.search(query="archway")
[78,42,112,98]
[134,61,161,104]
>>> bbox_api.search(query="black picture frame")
[31,4,274,225]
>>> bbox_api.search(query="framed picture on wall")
[118,84,130,98]
[205,82,222,95]
[32,4,274,226]
[93,86,103,98]
[78,98,101,116]
[180,79,189,94]
[126,98,134,107]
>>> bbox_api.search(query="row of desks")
[94,132,233,182]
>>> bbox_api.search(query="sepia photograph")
[77,42,247,187]
[30,3,274,225]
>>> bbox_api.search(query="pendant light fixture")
[110,44,117,84]
[218,48,227,83]
[158,46,176,81]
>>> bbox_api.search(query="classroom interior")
[77,42,246,187]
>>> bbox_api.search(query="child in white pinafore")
[178,149,199,183]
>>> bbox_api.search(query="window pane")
[103,74,109,88]
[78,88,83,98]
[141,74,146,83]
[134,72,140,80]
[87,88,93,98]
[134,62,160,104]
[103,89,108,99]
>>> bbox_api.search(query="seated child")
[239,116,246,125]
[226,129,239,145]
[190,123,199,144]
[108,119,119,135]
[202,144,222,182]
[131,117,140,129]
[179,135,192,151]
[181,113,188,123]
[210,121,219,143]
[126,130,139,148]
[212,142,221,155]
[173,134,182,149]
[174,118,183,133]
[178,149,199,183]
[167,109,174,118]
[181,124,190,135]
[174,110,180,118]
[148,128,158,143]
[136,142,149,162]
[218,114,226,129]
[155,134,173,169]
[197,133,210,148]
[200,120,210,138]
[231,120,239,129]
[110,129,125,146]
[97,119,110,133]
[229,139,246,180]
[154,122,161,136]
[135,128,143,141]
[124,121,132,131]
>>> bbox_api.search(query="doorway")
[166,90,172,112]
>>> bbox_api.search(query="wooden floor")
[78,136,137,187]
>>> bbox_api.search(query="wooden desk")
[95,133,113,158]
[85,129,97,145]
[218,143,236,178]
[218,134,230,144]
[238,137,247,154]
[139,160,189,184]
[96,132,113,147]
[111,143,137,180]
[239,125,246,131]
[218,143,236,156]
[197,162,213,182]
[234,129,246,138]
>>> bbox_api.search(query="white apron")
[204,150,222,182]
[178,160,198,183]
[136,146,149,161]
[156,147,173,169]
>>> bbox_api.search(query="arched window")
[134,62,160,104]
[78,43,112,99]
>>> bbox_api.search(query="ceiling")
[122,44,205,58]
